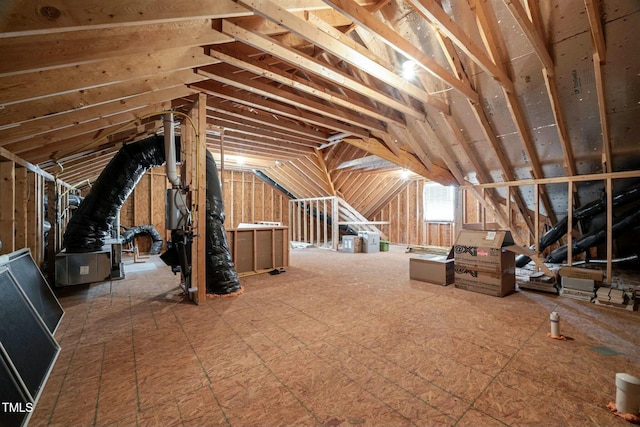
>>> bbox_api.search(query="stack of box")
[341,235,362,253]
[559,266,602,301]
[516,269,559,294]
[409,248,454,286]
[453,230,516,297]
[357,231,380,253]
[595,287,636,311]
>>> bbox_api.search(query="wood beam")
[1,70,206,127]
[0,46,217,106]
[431,17,532,235]
[1,86,193,147]
[208,45,405,127]
[525,0,577,178]
[206,104,328,141]
[343,137,456,186]
[314,149,337,196]
[0,147,56,181]
[584,0,606,64]
[220,19,427,120]
[472,0,556,226]
[594,52,612,173]
[320,0,478,104]
[0,20,232,77]
[193,93,208,304]
[405,0,513,92]
[501,0,554,74]
[193,67,381,135]
[208,118,320,148]
[0,161,16,254]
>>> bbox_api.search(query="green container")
[380,240,390,252]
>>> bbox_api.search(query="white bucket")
[550,311,560,337]
[616,373,640,415]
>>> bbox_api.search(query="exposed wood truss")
[0,0,637,248]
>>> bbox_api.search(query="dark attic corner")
[1,1,639,426]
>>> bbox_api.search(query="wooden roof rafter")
[470,0,557,226]
[322,0,479,104]
[209,46,404,129]
[205,103,329,141]
[582,0,611,173]
[405,0,514,93]
[520,0,577,179]
[313,148,337,196]
[219,19,435,121]
[207,112,324,146]
[193,65,384,135]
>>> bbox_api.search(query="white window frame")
[423,182,455,222]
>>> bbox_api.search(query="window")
[423,182,455,222]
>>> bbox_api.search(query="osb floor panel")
[30,245,640,427]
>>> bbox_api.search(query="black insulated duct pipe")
[121,225,164,255]
[545,208,640,263]
[63,135,167,253]
[205,150,241,294]
[516,182,640,267]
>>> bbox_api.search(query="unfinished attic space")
[1,0,640,425]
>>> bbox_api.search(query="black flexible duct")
[63,135,166,253]
[205,151,241,294]
[545,208,640,263]
[121,225,164,255]
[516,183,640,267]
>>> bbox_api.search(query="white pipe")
[616,373,640,415]
[163,113,180,187]
[550,311,560,337]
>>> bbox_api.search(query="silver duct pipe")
[163,113,180,188]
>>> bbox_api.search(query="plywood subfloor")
[30,246,640,426]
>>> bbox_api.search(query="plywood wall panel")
[151,168,169,247]
[370,178,455,247]
[0,162,16,254]
[14,167,28,249]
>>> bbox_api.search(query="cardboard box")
[342,236,362,253]
[358,231,380,253]
[454,265,515,297]
[410,253,454,286]
[561,276,595,292]
[453,230,515,272]
[453,230,515,297]
[559,266,603,282]
[559,287,594,301]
